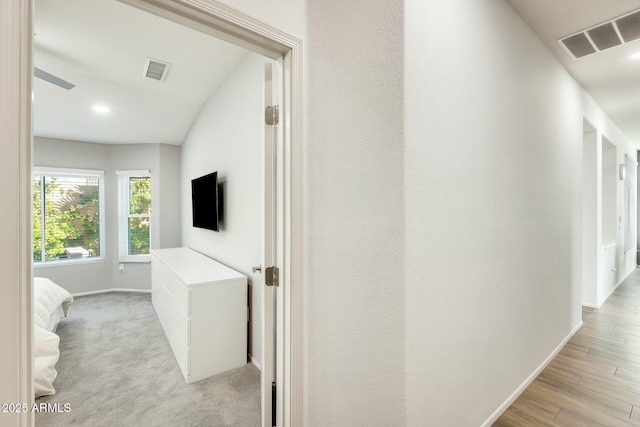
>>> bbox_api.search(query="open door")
[263,61,283,427]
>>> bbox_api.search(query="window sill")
[119,256,151,264]
[34,257,105,268]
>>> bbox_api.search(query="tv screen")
[191,172,219,231]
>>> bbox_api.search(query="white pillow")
[33,277,73,331]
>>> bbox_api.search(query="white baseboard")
[582,267,635,309]
[113,288,151,294]
[603,269,631,302]
[582,302,600,309]
[250,355,261,371]
[72,288,151,297]
[481,321,583,426]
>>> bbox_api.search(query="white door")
[263,61,283,427]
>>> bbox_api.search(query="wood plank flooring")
[494,269,640,426]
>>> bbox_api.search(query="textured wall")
[305,0,406,424]
[405,0,589,424]
[216,0,304,39]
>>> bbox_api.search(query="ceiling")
[38,1,640,147]
[33,0,249,145]
[506,0,640,147]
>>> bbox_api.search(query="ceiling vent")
[561,33,596,59]
[559,9,640,59]
[616,11,640,42]
[587,23,622,50]
[143,58,170,81]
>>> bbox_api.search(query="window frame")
[117,169,152,263]
[33,166,106,267]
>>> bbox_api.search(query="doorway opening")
[14,0,302,425]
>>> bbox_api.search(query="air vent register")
[143,58,170,81]
[559,9,640,59]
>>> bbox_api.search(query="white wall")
[4,1,640,426]
[33,138,181,295]
[158,144,182,248]
[405,0,584,424]
[215,0,304,40]
[601,139,617,246]
[637,149,640,265]
[580,95,638,308]
[305,0,406,424]
[582,92,638,290]
[600,139,618,300]
[583,129,598,305]
[181,53,265,367]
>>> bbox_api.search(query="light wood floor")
[494,269,640,426]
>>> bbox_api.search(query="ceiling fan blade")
[34,67,75,90]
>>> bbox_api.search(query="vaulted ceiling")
[34,0,249,145]
[37,1,640,148]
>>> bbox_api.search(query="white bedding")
[33,277,73,398]
[34,325,60,397]
[34,277,73,332]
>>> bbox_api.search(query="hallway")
[495,269,640,426]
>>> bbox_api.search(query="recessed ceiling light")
[93,105,110,114]
[630,52,640,59]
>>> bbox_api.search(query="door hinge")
[265,266,279,287]
[265,105,279,126]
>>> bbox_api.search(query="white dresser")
[151,247,247,383]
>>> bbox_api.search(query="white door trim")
[0,2,34,426]
[6,0,303,426]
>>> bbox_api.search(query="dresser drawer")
[154,277,191,346]
[152,254,190,316]
[153,289,190,379]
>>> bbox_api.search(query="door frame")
[3,0,302,426]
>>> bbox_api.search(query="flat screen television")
[191,172,219,231]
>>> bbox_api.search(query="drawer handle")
[252,265,262,273]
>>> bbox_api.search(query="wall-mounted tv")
[191,172,219,232]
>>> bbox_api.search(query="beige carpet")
[36,292,260,427]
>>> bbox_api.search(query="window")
[33,167,105,265]
[118,170,151,262]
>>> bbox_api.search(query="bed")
[33,277,73,398]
